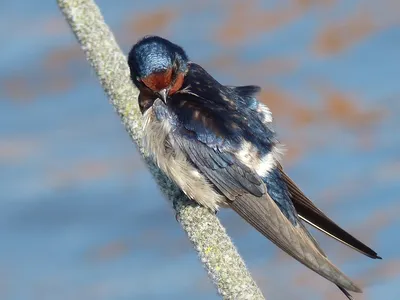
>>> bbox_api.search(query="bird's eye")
[172,59,179,81]
[170,70,176,83]
[136,76,142,82]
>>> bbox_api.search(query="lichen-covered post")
[56,0,265,299]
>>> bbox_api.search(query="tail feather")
[278,165,381,260]
[229,193,362,293]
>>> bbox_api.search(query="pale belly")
[142,107,227,211]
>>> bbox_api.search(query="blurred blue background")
[0,0,399,299]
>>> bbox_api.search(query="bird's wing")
[172,132,361,293]
[296,220,356,300]
[277,163,381,259]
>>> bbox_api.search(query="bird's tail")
[278,166,381,260]
[229,193,362,295]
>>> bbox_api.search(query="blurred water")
[0,1,399,299]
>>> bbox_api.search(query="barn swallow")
[127,36,381,299]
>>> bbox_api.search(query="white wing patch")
[236,140,282,177]
[257,102,273,124]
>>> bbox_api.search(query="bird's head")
[128,36,189,102]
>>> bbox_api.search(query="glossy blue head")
[128,36,189,102]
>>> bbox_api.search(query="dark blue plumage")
[151,96,267,200]
[169,63,276,152]
[127,35,381,299]
[128,36,188,79]
[263,167,297,224]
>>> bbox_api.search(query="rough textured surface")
[56,0,265,299]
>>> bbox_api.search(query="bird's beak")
[159,89,168,103]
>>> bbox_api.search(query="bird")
[127,35,381,299]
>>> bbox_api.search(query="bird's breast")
[142,107,227,210]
